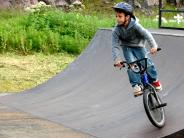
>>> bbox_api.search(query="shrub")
[0,9,114,55]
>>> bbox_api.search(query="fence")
[159,0,184,30]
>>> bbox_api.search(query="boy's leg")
[141,54,162,91]
[146,59,157,83]
[127,69,141,87]
[132,47,162,91]
[122,47,141,86]
[131,47,157,80]
[122,47,142,96]
[147,64,162,91]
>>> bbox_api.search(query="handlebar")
[114,48,162,73]
[147,47,161,54]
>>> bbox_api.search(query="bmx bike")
[115,48,167,128]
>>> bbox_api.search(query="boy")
[112,2,162,97]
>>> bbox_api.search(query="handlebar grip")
[114,61,126,68]
[157,48,162,51]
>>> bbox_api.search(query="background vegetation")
[0,8,115,55]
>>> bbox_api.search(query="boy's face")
[115,12,129,26]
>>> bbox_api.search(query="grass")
[0,8,115,55]
[0,52,75,92]
[162,22,184,28]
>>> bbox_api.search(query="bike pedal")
[134,92,143,97]
[156,103,167,108]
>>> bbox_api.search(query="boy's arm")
[112,30,123,63]
[135,23,158,49]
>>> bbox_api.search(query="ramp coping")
[100,28,184,37]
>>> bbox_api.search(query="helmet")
[113,2,135,19]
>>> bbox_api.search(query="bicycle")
[114,48,167,128]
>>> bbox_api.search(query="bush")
[0,9,114,55]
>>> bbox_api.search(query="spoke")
[148,93,164,124]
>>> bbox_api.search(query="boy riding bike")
[112,2,162,97]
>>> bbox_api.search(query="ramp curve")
[0,29,184,138]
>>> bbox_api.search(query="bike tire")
[143,84,166,128]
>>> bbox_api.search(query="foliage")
[1,3,183,55]
[0,8,114,55]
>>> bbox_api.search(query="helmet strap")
[122,15,131,28]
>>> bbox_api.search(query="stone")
[0,0,11,9]
[0,0,82,9]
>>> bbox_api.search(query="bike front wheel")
[143,84,166,128]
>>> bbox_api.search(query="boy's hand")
[114,59,124,69]
[150,47,157,54]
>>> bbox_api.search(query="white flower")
[162,17,167,23]
[72,1,82,6]
[38,1,46,6]
[24,1,51,13]
[154,15,168,23]
[31,4,37,9]
[174,14,183,24]
[24,6,35,12]
[24,7,31,11]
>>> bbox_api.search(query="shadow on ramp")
[0,29,184,138]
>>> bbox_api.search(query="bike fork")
[150,91,167,110]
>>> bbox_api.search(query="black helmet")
[113,2,135,19]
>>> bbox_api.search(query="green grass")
[0,8,115,55]
[138,16,158,28]
[0,52,75,92]
[160,12,184,29]
[162,21,184,28]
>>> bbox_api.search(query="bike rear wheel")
[143,84,166,128]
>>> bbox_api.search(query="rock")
[102,0,110,4]
[146,0,159,6]
[176,0,184,7]
[0,0,11,9]
[55,0,69,7]
[72,0,82,6]
[0,0,83,9]
[134,1,141,8]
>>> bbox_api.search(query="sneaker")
[133,85,143,97]
[151,80,162,91]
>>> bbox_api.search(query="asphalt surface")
[0,29,184,138]
[0,99,93,138]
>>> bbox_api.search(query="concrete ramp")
[0,29,184,138]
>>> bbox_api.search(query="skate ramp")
[0,29,184,138]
